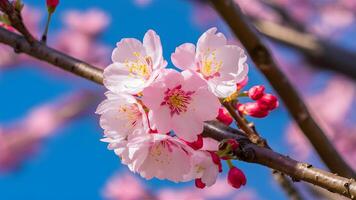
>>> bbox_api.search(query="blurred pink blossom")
[134,0,153,7]
[63,9,110,36]
[0,92,96,172]
[54,9,111,67]
[103,173,151,200]
[286,76,356,168]
[103,173,257,200]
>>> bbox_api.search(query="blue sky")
[0,0,304,199]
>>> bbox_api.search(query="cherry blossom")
[185,151,220,187]
[102,173,151,200]
[104,29,167,95]
[142,69,220,142]
[171,27,248,98]
[124,133,194,182]
[96,92,147,140]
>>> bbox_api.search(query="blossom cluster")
[97,27,249,188]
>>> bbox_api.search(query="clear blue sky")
[0,0,304,199]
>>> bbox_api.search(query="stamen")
[161,85,194,116]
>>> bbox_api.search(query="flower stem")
[227,159,233,168]
[41,12,52,43]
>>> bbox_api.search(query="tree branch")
[0,0,35,43]
[253,19,356,80]
[0,27,354,198]
[208,0,355,179]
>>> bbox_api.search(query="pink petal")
[197,27,226,54]
[171,43,196,70]
[142,81,165,110]
[181,70,208,91]
[112,38,146,63]
[143,29,164,69]
[191,88,220,122]
[172,111,202,142]
[150,107,172,134]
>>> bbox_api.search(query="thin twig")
[0,0,35,43]
[208,0,355,178]
[222,101,304,199]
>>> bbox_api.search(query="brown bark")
[208,0,355,179]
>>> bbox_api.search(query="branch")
[0,27,103,84]
[0,27,354,198]
[0,0,35,43]
[222,101,303,199]
[253,19,356,80]
[208,0,355,179]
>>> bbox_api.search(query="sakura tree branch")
[253,19,356,80]
[221,101,304,200]
[0,27,354,199]
[0,0,35,43]
[0,27,103,84]
[208,0,355,179]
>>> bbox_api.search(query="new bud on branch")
[46,0,59,13]
[228,167,247,189]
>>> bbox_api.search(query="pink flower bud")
[248,85,265,100]
[195,178,206,189]
[257,94,279,111]
[216,107,233,126]
[240,102,269,118]
[227,139,239,150]
[209,152,222,172]
[227,167,247,189]
[236,77,248,91]
[46,0,59,12]
[184,134,203,150]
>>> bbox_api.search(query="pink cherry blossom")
[142,69,220,142]
[184,151,220,187]
[104,29,167,94]
[171,27,248,98]
[102,173,151,200]
[124,133,194,182]
[0,92,93,172]
[63,9,110,36]
[96,92,148,140]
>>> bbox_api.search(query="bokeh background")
[0,0,355,199]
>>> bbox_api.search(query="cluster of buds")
[237,85,279,118]
[217,139,246,189]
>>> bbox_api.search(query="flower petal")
[143,29,164,69]
[112,38,146,63]
[171,43,196,70]
[197,27,226,54]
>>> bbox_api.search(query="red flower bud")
[257,94,279,111]
[209,152,222,172]
[248,85,265,100]
[195,178,206,189]
[241,102,269,118]
[236,77,248,91]
[228,167,247,189]
[226,139,239,150]
[46,0,59,12]
[216,107,233,126]
[184,134,203,150]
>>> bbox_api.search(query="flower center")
[125,52,153,80]
[199,51,222,79]
[118,104,142,129]
[161,85,195,116]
